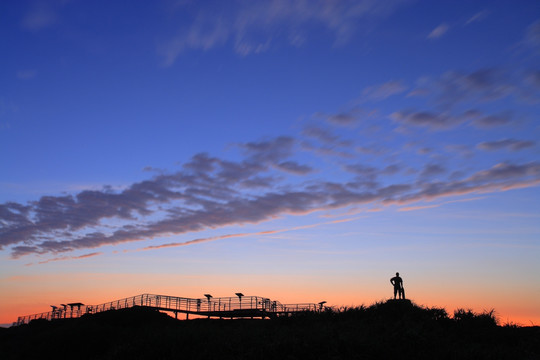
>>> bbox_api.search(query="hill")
[1,299,538,359]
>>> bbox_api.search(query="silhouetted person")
[390,272,405,299]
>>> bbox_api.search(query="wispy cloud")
[398,204,440,212]
[26,252,103,266]
[398,196,487,212]
[478,139,535,151]
[302,125,352,146]
[160,0,408,65]
[469,111,513,128]
[326,113,358,126]
[436,68,516,107]
[524,19,540,50]
[360,81,407,101]
[389,67,537,132]
[136,219,359,252]
[420,163,446,178]
[407,68,523,109]
[465,10,489,25]
[390,110,465,130]
[428,23,449,39]
[21,1,60,31]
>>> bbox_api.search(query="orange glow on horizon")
[3,279,539,327]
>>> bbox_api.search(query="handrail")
[15,293,320,325]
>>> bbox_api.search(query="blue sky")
[1,0,539,324]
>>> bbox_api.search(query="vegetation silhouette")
[1,299,538,360]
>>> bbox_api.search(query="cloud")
[327,113,358,126]
[137,219,352,252]
[300,125,356,159]
[3,62,540,258]
[16,70,37,80]
[405,67,538,110]
[301,141,355,158]
[140,233,252,251]
[428,23,449,39]
[159,15,230,66]
[239,176,278,189]
[420,163,446,177]
[21,2,59,30]
[478,139,536,151]
[361,81,407,101]
[524,20,540,50]
[183,152,218,173]
[445,144,474,158]
[394,162,540,204]
[240,136,296,164]
[470,111,513,128]
[4,155,540,258]
[389,75,516,130]
[398,196,486,212]
[276,161,314,175]
[343,162,401,182]
[465,10,489,25]
[468,162,540,182]
[302,125,351,146]
[160,0,408,65]
[26,252,104,266]
[390,110,464,129]
[436,68,517,107]
[344,163,379,180]
[398,204,440,212]
[526,70,540,88]
[398,68,530,113]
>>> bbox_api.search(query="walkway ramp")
[15,293,323,325]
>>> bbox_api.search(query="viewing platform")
[15,293,325,325]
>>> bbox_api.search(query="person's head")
[396,272,399,276]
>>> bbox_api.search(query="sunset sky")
[1,0,539,326]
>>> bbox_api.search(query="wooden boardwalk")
[15,293,323,325]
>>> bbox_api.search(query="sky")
[1,0,539,326]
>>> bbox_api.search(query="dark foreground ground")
[1,300,539,360]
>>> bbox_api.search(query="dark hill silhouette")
[1,300,539,360]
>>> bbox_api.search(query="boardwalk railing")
[15,294,322,325]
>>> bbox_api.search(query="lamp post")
[235,292,244,309]
[204,294,213,313]
[50,305,58,319]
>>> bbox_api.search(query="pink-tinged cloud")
[26,252,104,266]
[398,196,487,212]
[137,219,360,252]
[4,157,539,258]
[398,204,440,212]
